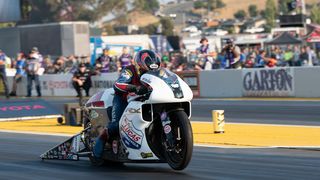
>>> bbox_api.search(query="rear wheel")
[163,111,193,170]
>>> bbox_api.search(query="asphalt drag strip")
[0,132,320,180]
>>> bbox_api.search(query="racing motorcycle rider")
[93,49,161,161]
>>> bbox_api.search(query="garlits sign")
[242,68,294,97]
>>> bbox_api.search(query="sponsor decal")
[126,108,141,114]
[141,77,151,84]
[41,134,81,161]
[170,83,179,88]
[164,124,172,134]
[122,69,133,80]
[120,117,143,149]
[149,63,159,69]
[140,152,153,159]
[242,68,294,97]
[42,80,71,90]
[112,140,118,154]
[90,110,99,119]
[71,134,81,153]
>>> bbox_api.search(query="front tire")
[164,111,193,170]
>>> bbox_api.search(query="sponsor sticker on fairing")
[90,110,99,119]
[120,117,143,149]
[140,152,153,158]
[112,140,118,154]
[126,108,141,114]
[164,124,172,134]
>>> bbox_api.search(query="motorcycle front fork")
[160,111,181,152]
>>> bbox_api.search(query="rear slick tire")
[164,110,193,170]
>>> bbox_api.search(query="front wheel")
[164,111,193,170]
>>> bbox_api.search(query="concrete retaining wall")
[200,69,242,98]
[200,67,320,98]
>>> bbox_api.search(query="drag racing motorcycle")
[41,67,194,170]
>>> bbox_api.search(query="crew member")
[72,63,92,97]
[0,49,9,98]
[10,52,26,96]
[117,46,133,71]
[96,48,113,73]
[93,50,161,161]
[26,50,42,97]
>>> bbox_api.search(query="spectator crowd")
[0,46,133,98]
[176,37,320,71]
[0,38,319,98]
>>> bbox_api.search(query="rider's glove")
[135,85,149,95]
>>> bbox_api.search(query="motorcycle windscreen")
[145,68,184,99]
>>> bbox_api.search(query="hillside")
[107,11,159,27]
[210,0,319,19]
[127,11,159,27]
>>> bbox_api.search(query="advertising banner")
[242,68,294,97]
[0,99,60,121]
[90,35,151,64]
[13,73,119,97]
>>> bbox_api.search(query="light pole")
[207,0,210,19]
[301,0,306,15]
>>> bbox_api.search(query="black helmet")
[134,50,161,74]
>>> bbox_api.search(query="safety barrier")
[7,71,201,97]
[6,67,320,98]
[200,66,320,98]
[7,73,119,97]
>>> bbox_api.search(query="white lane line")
[0,130,72,137]
[193,98,320,102]
[0,115,62,122]
[227,122,320,128]
[191,121,320,128]
[271,146,320,148]
[194,144,273,149]
[195,144,320,149]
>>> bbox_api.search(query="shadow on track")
[39,159,191,175]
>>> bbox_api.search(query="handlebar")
[127,90,152,102]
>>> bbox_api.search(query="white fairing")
[119,101,157,160]
[85,88,114,109]
[141,73,193,104]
